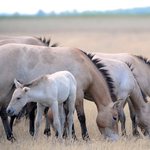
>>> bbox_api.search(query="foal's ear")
[14,78,21,88]
[22,87,30,93]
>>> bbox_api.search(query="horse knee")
[35,121,41,129]
[53,120,60,130]
[67,113,74,124]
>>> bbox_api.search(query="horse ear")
[22,87,30,93]
[14,78,21,88]
[112,99,122,108]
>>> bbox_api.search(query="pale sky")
[1,0,150,14]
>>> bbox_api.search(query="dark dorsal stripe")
[126,62,148,103]
[82,51,118,102]
[36,37,59,47]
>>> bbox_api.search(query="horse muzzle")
[6,107,15,116]
[105,132,119,141]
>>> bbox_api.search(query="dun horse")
[7,71,76,140]
[45,57,148,137]
[92,52,150,137]
[0,43,119,141]
[0,36,58,139]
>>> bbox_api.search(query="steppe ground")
[0,15,150,150]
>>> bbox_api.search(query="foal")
[6,71,77,140]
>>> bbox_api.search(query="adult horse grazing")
[93,57,148,136]
[92,52,150,137]
[7,71,77,140]
[0,43,119,141]
[0,36,58,140]
[45,57,148,137]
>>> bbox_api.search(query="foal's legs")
[51,101,62,141]
[34,103,45,140]
[58,103,65,135]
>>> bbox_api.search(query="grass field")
[0,16,150,149]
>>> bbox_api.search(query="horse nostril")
[112,116,117,121]
[7,109,11,114]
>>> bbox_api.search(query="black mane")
[82,51,118,102]
[36,37,59,47]
[135,55,150,67]
[126,63,148,103]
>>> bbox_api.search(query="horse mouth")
[6,109,15,116]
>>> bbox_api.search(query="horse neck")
[129,82,147,114]
[88,70,113,112]
[26,85,43,103]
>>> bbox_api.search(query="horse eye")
[112,116,117,121]
[17,97,21,100]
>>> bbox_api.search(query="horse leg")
[128,98,140,136]
[58,103,66,137]
[51,101,62,141]
[43,107,51,136]
[10,115,16,131]
[0,106,16,142]
[34,103,45,140]
[117,99,126,136]
[67,95,75,139]
[75,92,90,141]
[29,106,36,136]
[44,115,51,136]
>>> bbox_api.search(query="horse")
[0,36,59,139]
[0,43,120,141]
[92,52,150,137]
[7,71,77,140]
[45,57,148,137]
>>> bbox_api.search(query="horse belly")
[57,86,70,104]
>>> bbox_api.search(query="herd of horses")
[0,35,150,142]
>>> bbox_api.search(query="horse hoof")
[44,129,51,136]
[83,134,91,142]
[7,135,17,143]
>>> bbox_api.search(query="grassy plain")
[0,15,150,149]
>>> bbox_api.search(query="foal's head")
[6,79,30,116]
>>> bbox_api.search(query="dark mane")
[135,55,150,67]
[22,75,47,87]
[36,37,59,47]
[82,51,118,102]
[126,63,148,103]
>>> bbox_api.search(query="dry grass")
[0,15,150,149]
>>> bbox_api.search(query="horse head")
[6,79,29,116]
[96,100,121,141]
